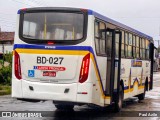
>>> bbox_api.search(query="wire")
[11,0,34,7]
[0,18,16,22]
[0,13,14,15]
[28,0,44,7]
[0,21,16,26]
[29,0,51,7]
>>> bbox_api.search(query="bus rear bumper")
[12,79,93,104]
[12,79,77,102]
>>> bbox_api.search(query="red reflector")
[47,41,54,45]
[77,92,88,94]
[14,51,22,80]
[80,8,88,12]
[79,53,90,83]
[21,8,27,11]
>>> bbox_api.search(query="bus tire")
[114,85,123,112]
[55,104,74,110]
[138,84,146,100]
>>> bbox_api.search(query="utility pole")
[0,26,1,38]
[155,40,160,48]
[0,27,4,66]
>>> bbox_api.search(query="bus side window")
[140,38,143,59]
[128,33,132,57]
[115,31,120,58]
[133,35,136,58]
[121,31,125,57]
[136,36,140,58]
[106,31,112,57]
[146,39,150,59]
[94,20,106,55]
[99,22,106,55]
[125,32,128,57]
[95,21,100,54]
[142,38,146,59]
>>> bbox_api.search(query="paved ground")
[0,72,160,120]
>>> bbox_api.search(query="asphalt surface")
[0,72,160,120]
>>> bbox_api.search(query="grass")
[0,84,11,95]
[0,60,3,64]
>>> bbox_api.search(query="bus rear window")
[21,12,84,42]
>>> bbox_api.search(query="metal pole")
[0,27,1,40]
[155,40,160,48]
[2,43,4,66]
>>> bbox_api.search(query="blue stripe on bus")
[124,86,129,90]
[14,44,105,93]
[17,10,21,14]
[88,10,93,15]
[14,44,95,54]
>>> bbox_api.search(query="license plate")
[43,71,56,77]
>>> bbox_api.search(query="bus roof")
[17,7,153,41]
[88,9,153,41]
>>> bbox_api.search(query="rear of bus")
[12,7,95,106]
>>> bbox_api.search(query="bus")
[12,7,154,112]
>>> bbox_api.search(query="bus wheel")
[138,84,146,100]
[114,85,124,112]
[55,104,74,110]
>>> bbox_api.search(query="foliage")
[0,66,12,85]
[0,52,12,85]
[0,84,11,95]
[0,60,3,65]
[4,52,12,64]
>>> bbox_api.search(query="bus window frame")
[19,9,88,45]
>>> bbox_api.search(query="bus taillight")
[79,53,90,83]
[14,51,22,80]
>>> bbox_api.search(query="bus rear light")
[79,53,90,83]
[14,51,22,80]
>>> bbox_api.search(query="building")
[0,32,14,59]
[0,32,14,52]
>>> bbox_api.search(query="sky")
[0,0,160,46]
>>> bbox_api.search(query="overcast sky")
[1,0,160,46]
